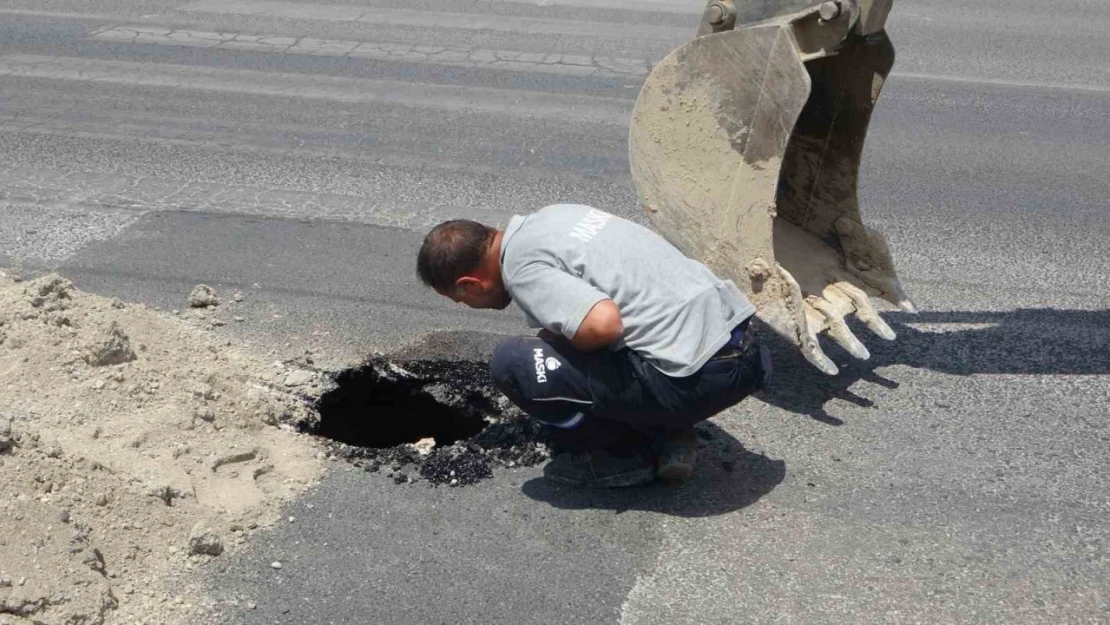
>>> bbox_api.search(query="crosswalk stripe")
[91,25,651,77]
[0,55,631,125]
[180,0,690,42]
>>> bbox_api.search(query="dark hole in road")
[304,358,548,486]
[314,360,489,449]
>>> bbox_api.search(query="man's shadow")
[393,331,784,517]
[757,308,1110,424]
[520,421,785,518]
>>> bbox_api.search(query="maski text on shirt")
[568,209,613,243]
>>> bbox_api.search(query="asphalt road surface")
[2,1,1109,623]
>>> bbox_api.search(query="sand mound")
[0,272,324,625]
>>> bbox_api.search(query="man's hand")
[570,300,623,351]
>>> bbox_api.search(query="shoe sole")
[656,461,694,482]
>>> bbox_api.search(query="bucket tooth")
[894,290,918,314]
[782,264,840,375]
[813,286,872,359]
[830,281,896,341]
[801,310,839,375]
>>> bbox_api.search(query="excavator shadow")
[755,308,1110,424]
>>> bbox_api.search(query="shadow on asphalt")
[521,422,785,518]
[758,308,1110,424]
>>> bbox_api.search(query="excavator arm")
[630,0,915,375]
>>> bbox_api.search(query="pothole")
[315,360,490,449]
[299,358,549,486]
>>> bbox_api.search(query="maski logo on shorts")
[545,357,561,372]
[533,348,548,384]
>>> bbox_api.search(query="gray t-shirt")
[499,204,755,377]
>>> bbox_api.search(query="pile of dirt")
[0,272,324,625]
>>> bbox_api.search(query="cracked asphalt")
[1,0,1108,623]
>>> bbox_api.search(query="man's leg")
[629,340,772,480]
[606,340,771,433]
[488,334,771,486]
[489,336,657,487]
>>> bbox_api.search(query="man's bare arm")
[570,299,623,351]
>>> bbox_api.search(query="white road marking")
[180,0,690,41]
[0,55,631,125]
[91,25,651,77]
[891,71,1110,95]
[478,0,704,14]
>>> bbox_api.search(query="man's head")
[417,219,511,310]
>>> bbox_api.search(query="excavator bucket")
[629,0,916,375]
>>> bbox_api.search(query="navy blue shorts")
[489,323,771,454]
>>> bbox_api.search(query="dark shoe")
[543,450,656,488]
[656,428,698,482]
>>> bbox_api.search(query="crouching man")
[417,204,770,488]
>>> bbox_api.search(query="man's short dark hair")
[417,220,497,292]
